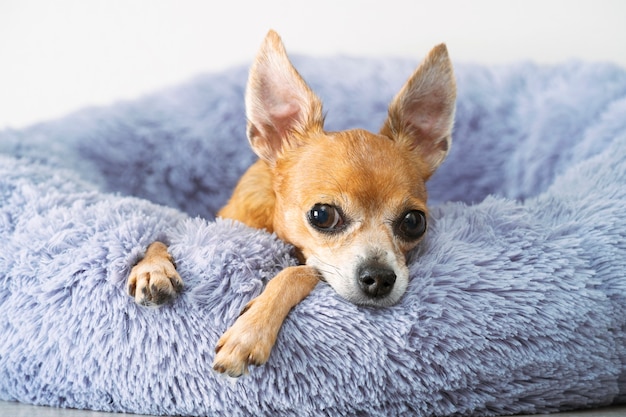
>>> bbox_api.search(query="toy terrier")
[127,30,456,377]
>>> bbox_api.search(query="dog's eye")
[308,204,345,232]
[395,210,427,241]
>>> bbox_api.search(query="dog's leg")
[213,265,319,377]
[127,241,183,306]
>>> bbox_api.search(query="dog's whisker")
[308,256,346,282]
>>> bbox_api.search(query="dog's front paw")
[127,242,182,306]
[213,299,278,377]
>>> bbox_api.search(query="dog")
[127,30,456,377]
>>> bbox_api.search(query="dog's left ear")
[381,44,456,177]
[246,30,324,164]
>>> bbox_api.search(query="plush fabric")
[1,56,626,416]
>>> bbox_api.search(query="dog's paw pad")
[212,307,274,377]
[127,247,182,306]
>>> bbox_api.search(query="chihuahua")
[127,30,456,377]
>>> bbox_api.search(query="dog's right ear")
[245,30,324,164]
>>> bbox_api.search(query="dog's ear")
[246,30,324,164]
[381,44,456,177]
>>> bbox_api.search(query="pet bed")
[1,55,626,416]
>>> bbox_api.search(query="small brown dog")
[128,30,456,377]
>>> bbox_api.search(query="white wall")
[1,0,625,129]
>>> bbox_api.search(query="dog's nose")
[357,263,396,298]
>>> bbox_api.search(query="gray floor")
[0,401,139,416]
[1,401,626,417]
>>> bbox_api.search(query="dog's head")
[245,30,456,306]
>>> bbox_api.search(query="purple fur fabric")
[1,57,626,416]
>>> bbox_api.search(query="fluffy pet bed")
[1,55,626,416]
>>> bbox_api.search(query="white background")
[1,0,625,129]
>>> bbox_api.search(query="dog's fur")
[127,30,456,377]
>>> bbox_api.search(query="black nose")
[357,263,396,298]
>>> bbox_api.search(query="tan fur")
[127,30,456,377]
[217,159,276,231]
[127,242,182,306]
